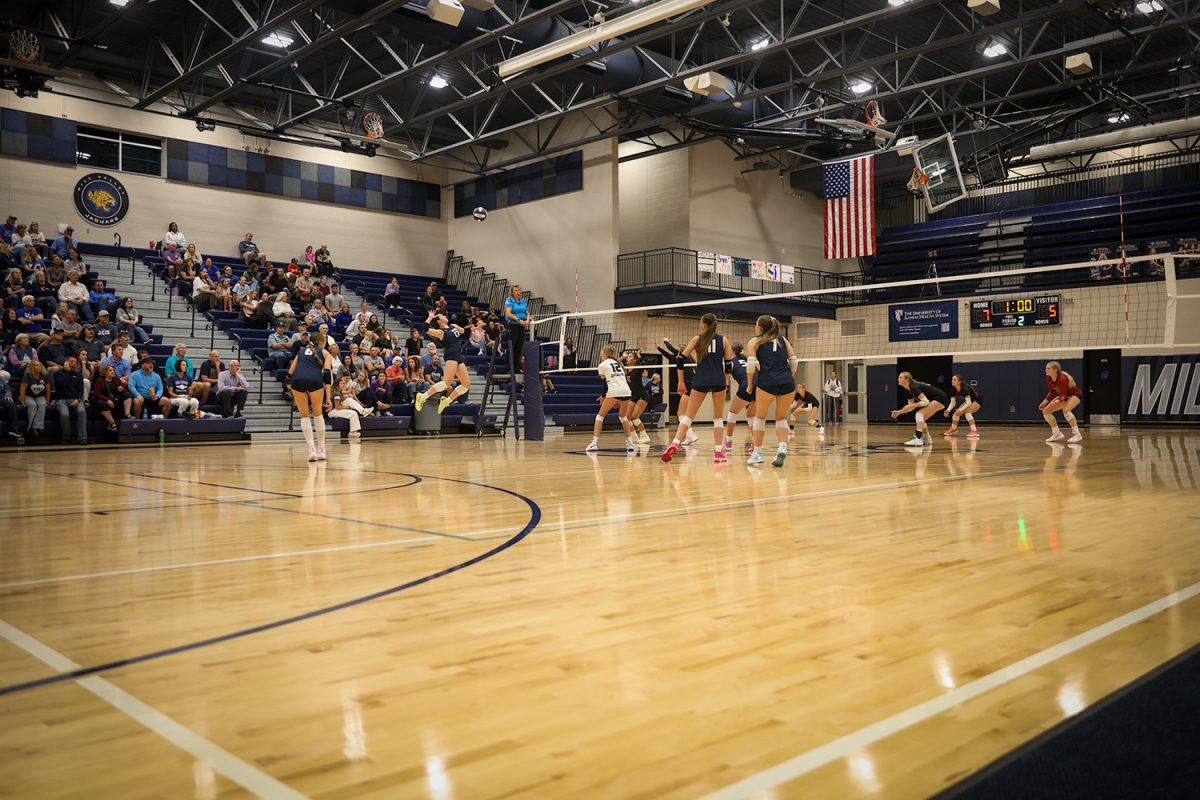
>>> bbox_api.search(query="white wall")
[0,91,447,275]
[617,141,689,253]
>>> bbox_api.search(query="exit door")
[1084,348,1120,423]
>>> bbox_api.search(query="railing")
[616,247,862,304]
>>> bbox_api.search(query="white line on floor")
[0,619,306,799]
[700,579,1200,800]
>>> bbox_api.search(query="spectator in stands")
[8,333,39,374]
[334,302,352,330]
[116,297,149,343]
[64,249,87,274]
[74,345,94,397]
[17,296,49,345]
[129,358,170,418]
[4,268,25,308]
[163,242,184,274]
[21,245,45,274]
[164,343,192,377]
[404,328,423,358]
[92,310,116,346]
[646,371,664,410]
[362,371,392,413]
[166,360,200,419]
[0,241,16,272]
[28,270,59,317]
[345,311,367,339]
[9,223,33,258]
[51,227,78,260]
[240,289,269,328]
[384,277,403,308]
[239,232,264,266]
[272,292,297,331]
[27,222,48,258]
[164,221,187,250]
[326,282,345,313]
[43,257,67,288]
[305,299,331,326]
[19,360,50,437]
[216,360,249,418]
[183,242,201,264]
[89,280,118,318]
[196,350,222,403]
[54,308,82,345]
[330,376,368,439]
[216,278,234,312]
[314,275,331,301]
[0,215,17,244]
[38,329,70,373]
[91,362,129,430]
[295,268,315,304]
[420,282,443,323]
[468,319,488,355]
[405,355,426,397]
[1,308,20,350]
[191,272,217,311]
[265,322,293,371]
[0,371,19,440]
[100,343,132,379]
[420,341,437,371]
[314,243,333,276]
[363,346,385,378]
[1143,246,1166,278]
[563,337,577,370]
[233,276,252,304]
[79,326,105,366]
[335,353,356,382]
[424,353,443,387]
[290,320,311,348]
[1089,253,1112,281]
[52,355,88,444]
[384,355,409,403]
[59,271,92,322]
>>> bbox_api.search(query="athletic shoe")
[943,426,958,436]
[747,449,764,466]
[682,431,699,446]
[626,440,636,453]
[922,435,933,446]
[723,437,734,451]
[307,447,319,462]
[414,393,425,412]
[638,430,652,444]
[817,427,825,437]
[585,439,599,452]
[966,429,980,438]
[317,447,327,461]
[772,449,787,467]
[808,419,817,427]
[1045,431,1065,442]
[438,396,451,414]
[903,436,925,447]
[661,442,679,463]
[714,449,728,463]
[1067,432,1083,444]
[348,431,361,440]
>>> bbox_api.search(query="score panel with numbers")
[969,295,1061,329]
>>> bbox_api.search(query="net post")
[1164,253,1177,347]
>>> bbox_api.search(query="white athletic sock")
[777,442,787,452]
[633,418,645,430]
[313,414,326,447]
[299,416,314,449]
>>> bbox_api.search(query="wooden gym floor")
[1,424,1198,799]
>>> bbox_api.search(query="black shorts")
[735,387,755,403]
[291,378,324,393]
[694,384,726,394]
[758,383,796,397]
[794,395,818,409]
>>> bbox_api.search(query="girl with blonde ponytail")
[1040,361,1083,443]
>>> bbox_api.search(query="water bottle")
[158,428,165,445]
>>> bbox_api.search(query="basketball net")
[8,29,39,64]
[865,100,887,128]
[906,167,929,193]
[362,112,384,140]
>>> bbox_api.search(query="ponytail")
[1047,361,1076,388]
[693,313,718,360]
[753,315,781,350]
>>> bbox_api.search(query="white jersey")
[598,358,631,398]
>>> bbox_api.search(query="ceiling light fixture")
[750,38,769,51]
[108,0,132,7]
[851,81,872,95]
[261,32,293,49]
[983,42,1008,58]
[429,74,449,89]
[1107,112,1131,124]
[1136,1,1164,12]
[887,0,912,6]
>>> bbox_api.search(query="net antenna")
[361,111,384,140]
[7,29,39,64]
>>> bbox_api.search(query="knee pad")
[753,417,768,431]
[1043,413,1056,423]
[915,412,925,424]
[713,419,723,429]
[1063,411,1076,424]
[724,411,735,424]
[618,416,629,424]
[595,415,605,423]
[311,414,324,424]
[679,415,693,427]
[775,418,790,431]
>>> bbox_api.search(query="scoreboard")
[970,294,1061,329]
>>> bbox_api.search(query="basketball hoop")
[8,29,40,65]
[362,111,384,140]
[906,167,929,194]
[865,99,887,127]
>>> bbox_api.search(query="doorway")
[1084,348,1120,423]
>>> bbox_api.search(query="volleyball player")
[586,344,636,453]
[289,330,334,461]
[658,338,699,446]
[622,351,652,444]
[944,375,983,438]
[787,383,824,436]
[661,313,735,463]
[1040,360,1083,443]
[722,342,756,452]
[745,315,798,467]
[414,314,471,414]
[891,372,948,447]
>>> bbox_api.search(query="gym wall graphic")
[73,172,129,227]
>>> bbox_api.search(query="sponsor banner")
[750,260,767,279]
[781,264,795,284]
[888,300,958,342]
[1122,355,1200,421]
[697,251,715,273]
[715,253,733,275]
[74,172,129,226]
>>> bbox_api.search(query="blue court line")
[0,473,541,697]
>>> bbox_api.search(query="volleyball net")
[529,252,1200,374]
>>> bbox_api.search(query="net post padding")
[531,253,1197,374]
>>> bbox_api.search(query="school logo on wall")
[73,172,129,226]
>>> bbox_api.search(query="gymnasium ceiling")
[6,0,1200,178]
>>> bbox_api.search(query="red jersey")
[1045,373,1082,402]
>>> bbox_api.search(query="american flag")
[823,154,875,259]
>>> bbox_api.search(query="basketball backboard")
[913,133,968,213]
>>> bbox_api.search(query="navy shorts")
[757,383,796,397]
[291,378,324,393]
[735,388,755,403]
[694,384,726,394]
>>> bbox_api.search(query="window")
[76,126,162,176]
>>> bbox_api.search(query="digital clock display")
[970,294,1061,329]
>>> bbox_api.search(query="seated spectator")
[53,307,83,344]
[58,270,92,321]
[28,270,59,317]
[116,297,149,343]
[91,362,130,430]
[0,241,17,272]
[52,355,88,444]
[404,328,423,357]
[0,215,17,244]
[289,321,311,350]
[239,232,264,266]
[361,371,392,413]
[424,353,443,386]
[89,280,118,318]
[196,350,222,403]
[384,356,409,403]
[305,299,331,326]
[163,242,184,273]
[1143,247,1166,278]
[334,353,356,382]
[4,267,26,309]
[329,375,369,439]
[79,325,106,366]
[384,277,403,308]
[363,346,385,378]
[0,371,19,440]
[240,289,269,328]
[420,342,437,370]
[166,360,200,419]
[406,355,427,397]
[27,221,48,258]
[333,302,352,329]
[164,343,193,377]
[345,311,367,339]
[1089,253,1112,281]
[468,320,488,355]
[100,343,133,379]
[304,245,317,268]
[50,226,78,260]
[74,346,94,398]
[265,322,293,371]
[1,307,19,348]
[16,296,49,345]
[19,360,50,437]
[8,332,39,374]
[216,360,249,418]
[92,310,117,346]
[216,277,234,312]
[64,248,88,274]
[233,276,253,303]
[419,282,443,323]
[326,283,344,313]
[20,245,45,274]
[272,292,297,331]
[192,272,217,311]
[183,242,202,264]
[129,358,170,418]
[38,329,71,372]
[9,223,34,258]
[203,258,220,284]
[315,275,331,301]
[164,221,187,250]
[314,243,333,276]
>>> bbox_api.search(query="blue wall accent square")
[301,180,318,200]
[226,169,246,189]
[246,152,265,172]
[365,172,382,192]
[265,174,283,195]
[282,158,301,179]
[209,165,228,186]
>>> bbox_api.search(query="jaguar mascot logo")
[73,173,129,226]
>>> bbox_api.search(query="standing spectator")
[116,297,149,343]
[216,360,249,418]
[52,355,88,444]
[128,358,170,418]
[823,369,843,426]
[165,360,200,419]
[91,362,130,430]
[16,298,49,345]
[164,343,193,377]
[20,360,50,437]
[265,322,293,371]
[164,222,187,250]
[58,271,92,321]
[89,280,118,319]
[196,350,222,404]
[0,371,20,440]
[384,277,403,308]
[503,284,529,371]
[239,232,264,265]
[50,226,78,260]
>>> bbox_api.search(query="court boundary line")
[0,619,305,799]
[700,579,1200,800]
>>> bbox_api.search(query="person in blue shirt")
[503,284,530,371]
[51,227,78,260]
[100,344,133,379]
[0,215,18,244]
[128,358,171,418]
[163,343,193,377]
[89,279,118,318]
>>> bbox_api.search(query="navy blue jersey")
[442,325,467,361]
[756,335,794,388]
[693,333,726,388]
[730,356,753,393]
[292,344,327,386]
